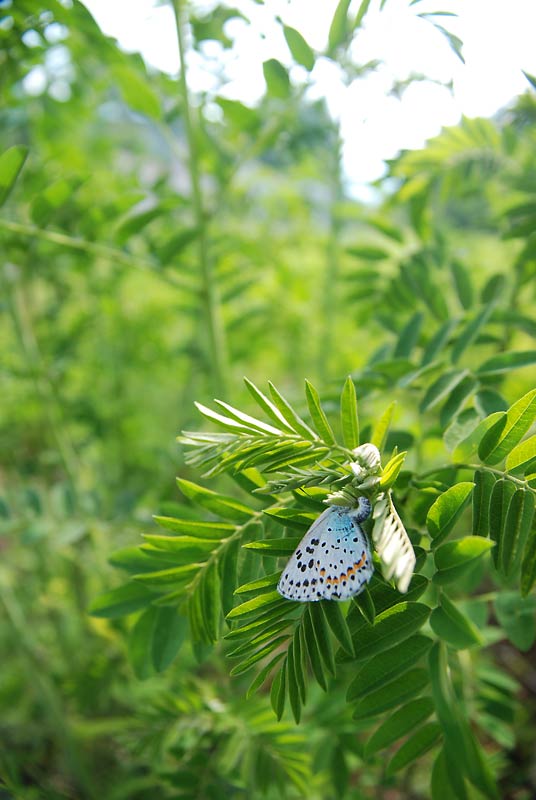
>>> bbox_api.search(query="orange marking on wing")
[354,551,367,570]
[326,576,340,585]
[320,568,326,577]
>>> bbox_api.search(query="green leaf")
[304,380,336,444]
[379,451,407,489]
[370,402,395,450]
[244,378,296,433]
[303,606,328,691]
[352,586,375,625]
[429,594,482,649]
[352,602,430,662]
[523,70,536,89]
[489,479,517,568]
[268,382,317,440]
[451,304,494,363]
[428,641,459,734]
[420,370,470,413]
[355,0,372,28]
[221,538,239,616]
[452,411,505,461]
[501,489,535,576]
[177,478,254,522]
[472,469,497,537]
[309,602,336,676]
[283,25,315,70]
[444,408,480,453]
[243,537,301,557]
[151,607,187,672]
[320,601,354,656]
[340,376,359,449]
[353,668,428,719]
[88,582,154,618]
[153,516,234,538]
[328,0,352,51]
[433,536,494,585]
[450,260,473,310]
[421,320,456,366]
[366,697,434,756]
[112,64,161,119]
[226,591,283,619]
[211,400,284,435]
[234,571,281,595]
[478,389,536,465]
[263,508,316,530]
[132,564,200,587]
[0,145,29,207]
[292,625,306,703]
[431,749,467,800]
[386,722,442,776]
[426,483,474,546]
[227,621,289,657]
[439,375,477,428]
[347,634,432,700]
[128,607,157,680]
[109,546,184,573]
[263,59,291,98]
[201,559,222,641]
[348,245,390,260]
[246,652,286,698]
[141,534,219,557]
[477,351,536,376]
[495,592,536,650]
[225,604,292,639]
[286,642,301,723]
[521,523,536,597]
[230,636,290,676]
[270,663,286,720]
[394,312,423,358]
[506,434,536,474]
[474,388,508,416]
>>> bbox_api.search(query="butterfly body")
[277,498,373,602]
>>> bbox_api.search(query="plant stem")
[318,140,343,381]
[0,218,193,291]
[171,0,227,396]
[416,462,534,492]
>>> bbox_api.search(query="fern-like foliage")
[92,368,536,796]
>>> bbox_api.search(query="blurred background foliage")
[1,0,535,798]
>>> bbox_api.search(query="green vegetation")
[1,1,536,798]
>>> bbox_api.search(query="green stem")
[0,218,193,292]
[171,0,227,396]
[416,462,534,492]
[318,141,343,381]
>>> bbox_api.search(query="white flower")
[372,491,416,593]
[351,443,381,472]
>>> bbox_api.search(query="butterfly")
[277,497,373,602]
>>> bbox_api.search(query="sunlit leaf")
[0,145,29,207]
[426,482,474,546]
[283,25,315,70]
[430,595,482,649]
[366,697,434,755]
[386,722,442,775]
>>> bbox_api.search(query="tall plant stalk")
[318,140,344,380]
[171,0,227,396]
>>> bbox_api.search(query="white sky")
[83,0,536,198]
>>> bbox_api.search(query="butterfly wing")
[277,505,374,602]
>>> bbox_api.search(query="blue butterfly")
[277,497,373,602]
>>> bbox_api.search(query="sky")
[82,0,536,198]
